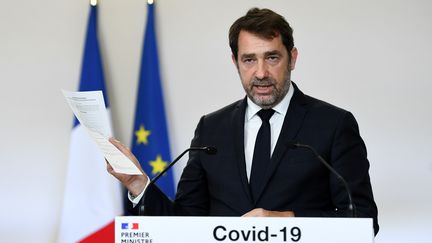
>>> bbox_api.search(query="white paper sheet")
[62,90,142,175]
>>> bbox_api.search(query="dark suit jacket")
[130,82,379,234]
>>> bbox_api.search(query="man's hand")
[242,208,295,217]
[106,137,148,196]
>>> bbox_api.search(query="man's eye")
[243,58,254,63]
[267,56,279,62]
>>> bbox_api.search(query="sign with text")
[115,216,373,243]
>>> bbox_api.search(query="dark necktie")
[250,109,275,201]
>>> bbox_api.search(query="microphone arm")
[138,146,217,215]
[150,146,217,184]
[288,142,357,217]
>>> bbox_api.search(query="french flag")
[58,3,122,243]
[121,223,140,230]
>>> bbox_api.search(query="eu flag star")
[135,124,151,145]
[149,155,168,175]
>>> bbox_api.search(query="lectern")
[115,216,373,243]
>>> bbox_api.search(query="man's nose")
[255,60,269,79]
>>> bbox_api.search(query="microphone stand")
[288,142,357,217]
[138,146,217,215]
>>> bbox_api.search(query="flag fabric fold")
[58,5,122,243]
[130,2,176,199]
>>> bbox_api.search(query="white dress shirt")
[244,82,294,181]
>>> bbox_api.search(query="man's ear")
[232,54,239,68]
[289,47,298,70]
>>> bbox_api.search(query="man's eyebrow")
[265,50,282,56]
[240,53,256,59]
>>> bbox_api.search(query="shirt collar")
[246,81,294,121]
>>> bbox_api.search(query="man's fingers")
[106,159,114,173]
[109,137,131,156]
[242,208,294,217]
[109,137,138,164]
[108,137,146,175]
[242,208,273,217]
[242,208,262,217]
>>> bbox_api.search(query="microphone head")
[204,146,217,155]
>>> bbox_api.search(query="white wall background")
[1,0,431,242]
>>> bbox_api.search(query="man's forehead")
[238,30,281,42]
[237,31,286,55]
[240,29,280,40]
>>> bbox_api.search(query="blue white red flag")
[58,4,122,243]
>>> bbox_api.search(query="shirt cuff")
[128,175,150,207]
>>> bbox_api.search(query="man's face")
[234,30,297,109]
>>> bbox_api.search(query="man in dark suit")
[108,8,379,235]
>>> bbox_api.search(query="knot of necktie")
[257,109,275,122]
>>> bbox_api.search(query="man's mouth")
[253,84,273,94]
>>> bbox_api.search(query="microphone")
[287,142,357,217]
[149,146,217,184]
[138,146,217,215]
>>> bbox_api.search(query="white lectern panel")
[116,216,373,243]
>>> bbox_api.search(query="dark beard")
[247,77,290,109]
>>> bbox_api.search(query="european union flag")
[130,2,175,199]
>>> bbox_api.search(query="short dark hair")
[229,8,294,61]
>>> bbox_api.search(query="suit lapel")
[254,83,309,204]
[232,98,254,203]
